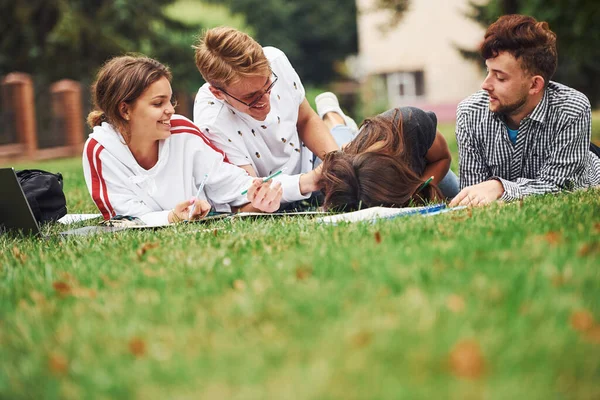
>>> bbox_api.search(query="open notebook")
[59,204,466,235]
[317,203,464,224]
[59,211,329,235]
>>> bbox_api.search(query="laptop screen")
[0,168,41,235]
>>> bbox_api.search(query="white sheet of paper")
[58,214,102,224]
[317,204,458,224]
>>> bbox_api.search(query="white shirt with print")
[193,47,313,203]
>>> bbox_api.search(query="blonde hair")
[193,27,270,88]
[87,55,172,143]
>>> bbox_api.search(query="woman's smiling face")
[124,76,175,143]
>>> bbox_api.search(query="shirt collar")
[527,88,549,125]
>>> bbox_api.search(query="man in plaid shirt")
[450,15,600,207]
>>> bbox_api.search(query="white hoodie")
[82,114,257,225]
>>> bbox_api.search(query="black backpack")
[16,169,67,224]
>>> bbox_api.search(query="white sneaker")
[315,92,359,134]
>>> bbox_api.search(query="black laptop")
[0,167,41,235]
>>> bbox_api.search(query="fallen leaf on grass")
[48,352,69,375]
[129,337,146,357]
[12,246,27,263]
[594,222,600,234]
[543,231,562,246]
[233,279,246,291]
[584,326,600,344]
[551,274,566,288]
[350,331,372,348]
[570,310,595,332]
[295,266,312,281]
[446,294,466,313]
[136,242,159,258]
[374,231,381,244]
[449,339,486,379]
[577,243,599,257]
[53,281,96,298]
[53,281,71,296]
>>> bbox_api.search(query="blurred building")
[356,0,486,121]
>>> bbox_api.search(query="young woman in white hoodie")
[83,55,282,225]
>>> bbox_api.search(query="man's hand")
[246,179,282,213]
[449,180,504,207]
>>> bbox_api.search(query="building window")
[385,71,425,106]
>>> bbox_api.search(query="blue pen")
[188,173,209,220]
[241,167,287,195]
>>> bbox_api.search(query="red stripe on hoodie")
[86,139,113,219]
[170,117,230,163]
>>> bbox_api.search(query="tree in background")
[0,0,202,91]
[205,0,358,86]
[372,0,410,28]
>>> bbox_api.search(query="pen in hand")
[188,173,209,220]
[241,167,287,195]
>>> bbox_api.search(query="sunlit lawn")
[1,120,599,399]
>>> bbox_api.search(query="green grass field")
[1,123,600,399]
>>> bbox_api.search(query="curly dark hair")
[480,14,557,85]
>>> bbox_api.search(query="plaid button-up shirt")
[456,81,600,201]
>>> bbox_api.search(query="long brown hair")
[318,109,441,211]
[343,110,406,158]
[87,55,172,143]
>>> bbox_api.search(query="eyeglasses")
[217,72,278,108]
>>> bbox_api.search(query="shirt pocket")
[486,138,511,178]
[524,145,548,179]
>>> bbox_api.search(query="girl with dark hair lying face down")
[317,107,459,211]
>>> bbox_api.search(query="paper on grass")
[58,214,102,224]
[317,204,450,224]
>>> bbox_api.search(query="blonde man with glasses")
[193,27,354,207]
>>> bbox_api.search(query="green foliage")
[1,152,600,398]
[205,0,358,85]
[463,0,600,107]
[0,0,202,92]
[371,0,411,27]
[164,0,252,33]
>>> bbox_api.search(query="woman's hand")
[245,179,282,213]
[169,197,211,223]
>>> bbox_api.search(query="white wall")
[357,0,486,106]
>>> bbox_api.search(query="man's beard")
[493,93,528,116]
